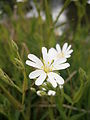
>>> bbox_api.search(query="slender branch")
[31,104,90,113]
[53,0,71,25]
[64,71,77,84]
[22,69,28,104]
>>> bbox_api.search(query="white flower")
[50,43,73,60]
[16,0,24,2]
[26,47,70,88]
[48,90,56,96]
[87,0,90,4]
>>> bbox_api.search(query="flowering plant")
[26,43,73,96]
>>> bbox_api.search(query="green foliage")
[73,68,88,104]
[0,0,90,120]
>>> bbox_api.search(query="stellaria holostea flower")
[26,47,70,88]
[50,43,73,60]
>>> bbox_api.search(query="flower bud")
[37,90,46,96]
[30,87,36,92]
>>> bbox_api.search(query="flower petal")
[47,73,57,88]
[53,63,70,70]
[48,48,57,63]
[66,45,71,51]
[29,70,44,79]
[42,47,47,61]
[65,54,71,58]
[48,90,56,96]
[56,44,61,52]
[53,58,67,66]
[62,43,68,52]
[67,49,73,54]
[48,48,57,58]
[35,71,46,86]
[28,54,43,68]
[26,60,40,69]
[49,72,64,85]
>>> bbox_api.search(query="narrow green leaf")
[0,68,15,86]
[73,68,87,103]
[44,0,53,26]
[79,68,88,84]
[55,95,67,120]
[22,70,28,104]
[53,0,71,25]
[0,68,22,93]
[73,84,84,104]
[48,106,55,120]
[63,93,73,104]
[70,113,85,120]
[40,112,48,120]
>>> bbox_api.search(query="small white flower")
[87,0,90,4]
[50,43,73,60]
[48,90,56,96]
[16,0,24,2]
[26,47,70,88]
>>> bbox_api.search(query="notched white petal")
[26,60,42,69]
[68,49,73,54]
[26,60,37,68]
[48,48,57,60]
[65,55,71,58]
[53,63,70,70]
[28,54,43,68]
[62,43,68,52]
[53,58,67,66]
[56,44,61,52]
[47,75,57,88]
[67,45,71,51]
[49,72,64,85]
[29,70,44,79]
[35,72,46,86]
[42,47,48,63]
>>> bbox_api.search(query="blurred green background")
[0,0,90,120]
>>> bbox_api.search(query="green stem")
[53,0,71,25]
[48,97,54,120]
[68,103,74,118]
[13,84,22,93]
[22,69,28,104]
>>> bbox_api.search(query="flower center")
[44,66,51,73]
[57,52,64,58]
[41,60,53,73]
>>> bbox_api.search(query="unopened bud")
[37,90,46,96]
[30,87,36,92]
